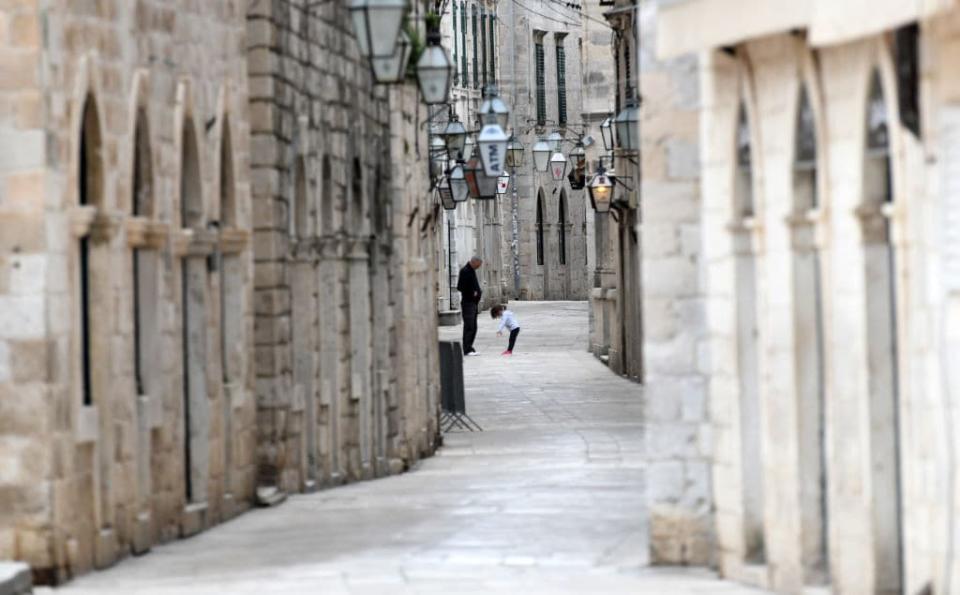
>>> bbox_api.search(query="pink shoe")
[501,350,512,356]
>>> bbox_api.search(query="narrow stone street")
[48,303,763,594]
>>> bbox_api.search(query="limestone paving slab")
[48,302,766,594]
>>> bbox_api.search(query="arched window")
[320,155,333,235]
[294,156,309,239]
[558,191,567,265]
[132,109,153,398]
[735,104,754,218]
[220,121,236,228]
[351,157,364,234]
[536,191,545,266]
[79,95,102,406]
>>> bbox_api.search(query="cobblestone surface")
[49,302,766,594]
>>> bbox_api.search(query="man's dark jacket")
[456,263,482,304]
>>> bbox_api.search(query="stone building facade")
[655,0,960,592]
[0,0,256,582]
[0,0,439,585]
[588,0,643,378]
[438,0,506,312]
[247,1,441,499]
[498,0,591,302]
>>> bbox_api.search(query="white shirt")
[497,310,520,332]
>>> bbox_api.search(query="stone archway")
[179,115,210,506]
[731,101,766,565]
[790,84,829,587]
[290,154,319,488]
[859,69,903,594]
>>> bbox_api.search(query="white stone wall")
[690,13,960,593]
[638,1,712,567]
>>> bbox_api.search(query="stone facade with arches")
[0,0,439,586]
[246,0,440,501]
[654,2,960,593]
[0,0,255,583]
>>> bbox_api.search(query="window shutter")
[489,15,496,86]
[461,2,468,86]
[472,6,479,89]
[535,41,546,125]
[452,3,458,86]
[556,44,567,126]
[480,8,487,87]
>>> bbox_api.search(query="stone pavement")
[49,302,766,594]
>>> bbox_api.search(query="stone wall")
[440,0,507,312]
[498,0,591,301]
[246,0,439,496]
[0,0,440,585]
[0,0,256,582]
[637,1,712,567]
[690,13,960,593]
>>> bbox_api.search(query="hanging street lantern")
[567,143,586,190]
[615,92,640,152]
[588,166,615,213]
[438,176,456,210]
[443,112,468,158]
[370,30,412,84]
[600,114,614,152]
[464,156,498,200]
[532,139,551,173]
[449,161,470,203]
[350,0,408,59]
[506,136,525,168]
[478,123,508,177]
[497,171,510,195]
[547,131,564,152]
[429,134,448,179]
[462,133,476,162]
[417,25,453,105]
[479,85,510,130]
[549,151,568,182]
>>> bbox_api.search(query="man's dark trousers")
[462,301,478,354]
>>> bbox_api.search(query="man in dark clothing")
[456,257,483,355]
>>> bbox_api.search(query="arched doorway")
[790,85,829,586]
[78,93,111,547]
[732,102,765,564]
[290,155,318,488]
[859,70,903,593]
[536,190,546,298]
[180,116,209,505]
[130,107,162,550]
[317,155,340,479]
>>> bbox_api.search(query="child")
[490,304,520,356]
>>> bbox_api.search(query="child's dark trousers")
[508,328,520,352]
